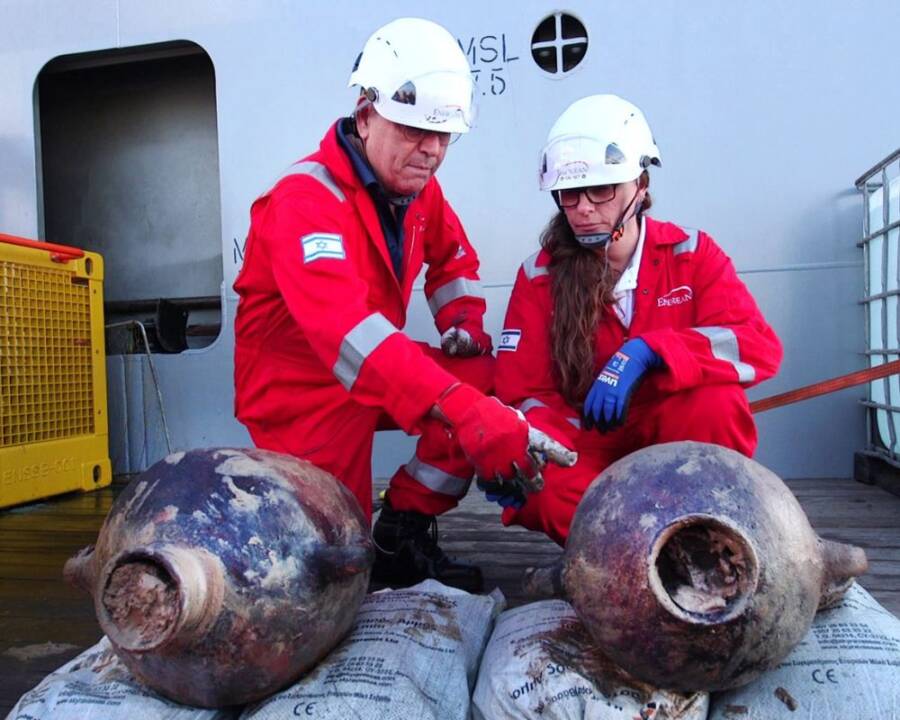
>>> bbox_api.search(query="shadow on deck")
[1,476,898,714]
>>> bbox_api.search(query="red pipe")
[751,359,900,413]
[0,232,85,263]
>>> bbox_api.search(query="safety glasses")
[554,184,617,208]
[396,123,460,147]
[356,96,462,147]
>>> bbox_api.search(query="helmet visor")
[380,70,477,134]
[539,135,635,191]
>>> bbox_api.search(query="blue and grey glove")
[582,338,663,432]
[476,475,527,509]
[474,425,579,510]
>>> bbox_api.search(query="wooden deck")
[1,476,898,715]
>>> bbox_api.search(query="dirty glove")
[583,338,662,432]
[437,383,536,483]
[440,325,493,357]
[475,424,578,510]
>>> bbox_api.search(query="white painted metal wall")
[1,1,897,478]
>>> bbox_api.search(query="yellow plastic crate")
[0,234,111,508]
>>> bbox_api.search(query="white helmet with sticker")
[539,94,661,192]
[349,18,476,134]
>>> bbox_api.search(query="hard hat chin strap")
[574,232,612,248]
[574,186,643,249]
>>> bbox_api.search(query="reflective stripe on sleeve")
[518,398,548,413]
[672,228,699,256]
[693,326,756,383]
[404,457,471,497]
[427,277,484,315]
[271,161,346,202]
[519,397,582,430]
[523,251,549,280]
[333,313,397,390]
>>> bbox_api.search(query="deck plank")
[0,475,898,716]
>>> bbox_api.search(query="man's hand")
[434,385,578,508]
[437,384,535,480]
[582,338,662,432]
[476,426,578,509]
[440,326,492,357]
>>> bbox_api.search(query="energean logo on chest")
[657,285,693,307]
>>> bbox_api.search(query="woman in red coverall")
[491,95,783,546]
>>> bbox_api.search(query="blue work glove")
[476,476,526,509]
[582,338,663,432]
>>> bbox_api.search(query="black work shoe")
[370,498,484,593]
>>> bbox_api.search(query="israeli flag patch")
[498,329,522,352]
[301,233,345,263]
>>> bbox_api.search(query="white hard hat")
[349,18,476,134]
[539,94,661,191]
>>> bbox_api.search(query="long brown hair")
[543,178,652,407]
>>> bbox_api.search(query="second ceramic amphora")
[524,441,868,692]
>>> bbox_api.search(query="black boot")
[370,498,484,593]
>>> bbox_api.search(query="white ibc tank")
[863,159,900,455]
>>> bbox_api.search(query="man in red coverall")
[233,18,572,591]
[494,95,783,545]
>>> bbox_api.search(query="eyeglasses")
[396,123,460,147]
[554,185,617,208]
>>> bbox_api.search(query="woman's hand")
[582,338,662,432]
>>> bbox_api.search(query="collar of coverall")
[336,117,418,207]
[613,216,646,295]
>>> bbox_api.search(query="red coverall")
[233,121,492,519]
[495,218,783,545]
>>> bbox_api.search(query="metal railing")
[856,148,900,466]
